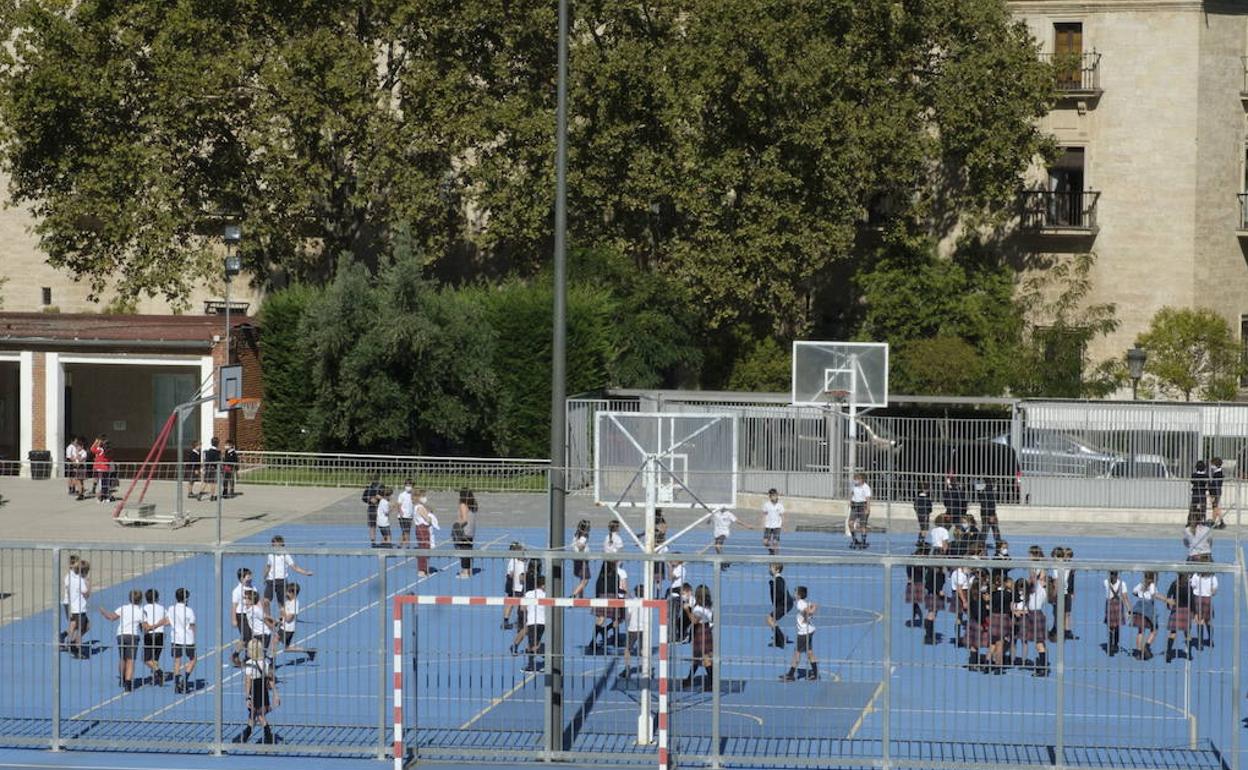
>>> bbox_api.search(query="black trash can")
[28,449,52,480]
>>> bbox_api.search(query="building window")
[1241,315,1248,387]
[1053,22,1084,90]
[1047,147,1087,226]
[41,287,51,306]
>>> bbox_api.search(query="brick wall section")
[210,338,231,445]
[32,352,45,450]
[208,323,265,450]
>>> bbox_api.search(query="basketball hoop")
[824,389,851,404]
[228,397,261,421]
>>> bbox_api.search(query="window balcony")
[1019,190,1100,234]
[1039,52,1102,102]
[1238,194,1248,237]
[1242,57,1248,103]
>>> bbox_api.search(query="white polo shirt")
[603,532,623,554]
[711,508,738,538]
[231,583,250,616]
[851,483,872,504]
[281,598,299,633]
[397,489,414,519]
[246,604,270,636]
[267,553,294,581]
[114,604,144,637]
[142,602,167,633]
[928,526,951,550]
[67,572,88,614]
[763,500,784,529]
[523,588,547,626]
[795,598,815,636]
[168,603,196,646]
[508,558,527,593]
[1191,574,1218,597]
[376,499,391,528]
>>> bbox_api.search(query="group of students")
[63,435,119,503]
[225,536,316,744]
[60,554,199,694]
[360,480,480,580]
[186,437,240,501]
[1188,458,1227,529]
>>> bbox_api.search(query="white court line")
[457,663,613,731]
[66,536,506,723]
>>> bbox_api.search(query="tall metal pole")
[545,0,570,755]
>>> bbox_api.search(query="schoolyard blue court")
[0,521,1242,770]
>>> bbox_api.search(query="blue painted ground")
[0,521,1242,770]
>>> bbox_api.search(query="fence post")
[213,549,224,755]
[378,551,389,761]
[711,556,722,769]
[1055,570,1066,768]
[50,547,60,752]
[881,561,891,769]
[1232,561,1241,770]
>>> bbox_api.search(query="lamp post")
[1127,346,1147,400]
[222,224,242,369]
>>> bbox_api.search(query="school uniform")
[375,499,392,541]
[988,586,1013,643]
[246,604,272,647]
[413,503,432,573]
[169,602,196,660]
[965,588,990,651]
[625,596,648,655]
[231,583,251,642]
[113,603,144,662]
[245,656,272,717]
[1166,578,1193,633]
[142,601,167,666]
[914,488,932,529]
[922,565,946,613]
[711,508,737,546]
[904,563,925,606]
[523,588,547,650]
[1190,465,1209,514]
[794,598,815,653]
[762,500,784,545]
[280,597,300,647]
[943,483,967,524]
[1184,524,1213,562]
[222,446,239,496]
[1131,583,1158,631]
[186,446,203,485]
[265,552,297,602]
[950,567,972,641]
[1022,580,1048,642]
[203,444,221,487]
[690,604,713,658]
[927,525,951,552]
[397,489,414,537]
[506,557,527,625]
[1103,579,1128,627]
[977,484,1001,543]
[571,534,590,581]
[361,481,383,528]
[1191,574,1217,622]
[595,532,624,597]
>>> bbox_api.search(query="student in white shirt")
[950,565,973,645]
[238,639,279,745]
[1023,576,1050,677]
[168,588,198,693]
[682,585,715,691]
[761,489,784,555]
[141,588,169,686]
[99,589,145,692]
[65,559,91,659]
[927,516,952,553]
[502,542,527,630]
[1103,571,1130,658]
[570,519,592,597]
[595,520,625,599]
[519,576,548,673]
[230,568,254,667]
[243,589,275,655]
[396,480,415,547]
[65,439,81,498]
[848,474,873,549]
[1191,572,1218,650]
[781,586,819,681]
[1131,572,1159,661]
[413,489,433,575]
[375,489,394,547]
[621,583,650,679]
[708,506,753,570]
[264,535,313,607]
[278,583,316,661]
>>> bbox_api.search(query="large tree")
[0,0,1053,327]
[1136,307,1244,402]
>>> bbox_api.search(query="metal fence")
[1,543,1241,769]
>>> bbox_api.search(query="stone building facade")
[1008,0,1248,366]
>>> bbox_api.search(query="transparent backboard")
[791,341,889,408]
[594,412,737,508]
[217,364,243,411]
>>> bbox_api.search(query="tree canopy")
[1136,307,1244,402]
[0,0,1054,334]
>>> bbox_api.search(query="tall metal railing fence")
[569,395,1248,510]
[0,545,1240,769]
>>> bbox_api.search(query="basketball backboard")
[217,364,243,411]
[594,412,737,509]
[791,341,889,408]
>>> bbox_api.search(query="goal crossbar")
[392,594,671,770]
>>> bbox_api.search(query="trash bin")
[28,449,52,480]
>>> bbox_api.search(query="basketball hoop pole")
[173,394,215,526]
[640,453,657,745]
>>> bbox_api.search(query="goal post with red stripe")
[392,593,670,770]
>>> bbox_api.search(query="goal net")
[393,593,671,770]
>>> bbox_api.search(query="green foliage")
[1136,307,1244,402]
[726,336,791,393]
[257,285,320,451]
[1012,253,1119,398]
[855,245,1022,396]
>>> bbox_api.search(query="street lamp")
[1126,346,1147,400]
[222,224,242,373]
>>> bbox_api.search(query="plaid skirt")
[691,624,713,658]
[965,620,990,649]
[1168,607,1191,632]
[1019,610,1046,642]
[1131,600,1157,630]
[1104,597,1127,628]
[904,582,925,604]
[988,613,1013,642]
[1193,596,1214,621]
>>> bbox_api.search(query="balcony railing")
[1238,193,1248,233]
[1019,189,1100,232]
[1242,56,1248,96]
[1039,52,1102,95]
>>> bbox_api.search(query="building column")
[45,353,62,476]
[18,351,33,478]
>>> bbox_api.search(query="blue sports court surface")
[0,520,1242,769]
